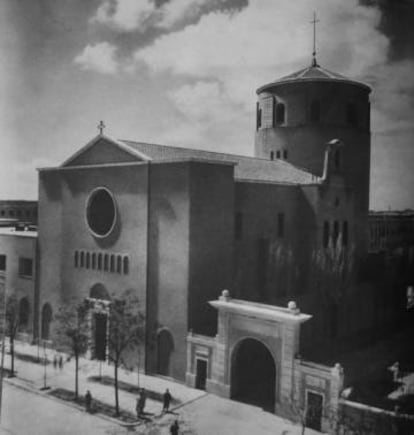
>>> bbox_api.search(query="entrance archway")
[89,284,110,361]
[41,303,53,340]
[157,329,174,376]
[231,338,276,411]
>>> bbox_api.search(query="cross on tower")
[310,12,320,67]
[97,120,106,135]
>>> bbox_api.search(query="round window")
[86,188,116,237]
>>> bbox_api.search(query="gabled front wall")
[38,163,149,355]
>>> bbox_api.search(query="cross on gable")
[98,120,106,135]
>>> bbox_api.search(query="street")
[0,382,118,435]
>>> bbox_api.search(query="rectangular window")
[283,150,288,160]
[19,257,33,277]
[262,96,274,128]
[0,255,6,271]
[256,102,262,130]
[333,221,339,246]
[278,213,285,237]
[276,150,281,159]
[235,212,243,240]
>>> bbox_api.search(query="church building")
[2,51,413,431]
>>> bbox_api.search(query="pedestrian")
[58,354,63,370]
[163,388,172,413]
[136,396,141,419]
[53,354,57,370]
[140,388,147,415]
[170,420,179,435]
[85,390,92,413]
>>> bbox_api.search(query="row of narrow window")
[0,208,37,218]
[74,250,129,275]
[256,98,361,130]
[323,220,348,248]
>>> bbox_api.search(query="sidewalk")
[2,339,204,421]
[2,340,322,434]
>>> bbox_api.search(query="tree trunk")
[75,353,79,399]
[10,336,15,377]
[114,361,119,416]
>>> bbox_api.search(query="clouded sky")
[1,0,413,210]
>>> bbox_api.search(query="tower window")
[276,103,285,124]
[80,251,85,268]
[278,213,285,238]
[117,255,122,273]
[270,151,275,160]
[0,255,6,271]
[310,100,321,123]
[276,151,281,159]
[283,150,288,160]
[333,221,339,246]
[86,252,90,269]
[92,253,96,269]
[323,221,330,248]
[256,102,262,130]
[346,103,358,127]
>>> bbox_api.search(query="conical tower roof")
[256,63,371,94]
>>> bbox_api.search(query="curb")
[4,377,136,427]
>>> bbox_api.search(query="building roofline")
[257,77,371,94]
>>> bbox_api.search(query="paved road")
[0,383,119,435]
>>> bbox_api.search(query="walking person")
[85,390,92,413]
[170,420,179,435]
[53,354,58,370]
[136,396,141,419]
[140,388,147,415]
[58,354,63,370]
[162,388,172,413]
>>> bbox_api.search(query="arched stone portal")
[157,329,174,376]
[231,338,276,411]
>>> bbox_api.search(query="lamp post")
[40,340,50,390]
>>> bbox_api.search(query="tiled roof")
[120,140,318,185]
[257,64,371,93]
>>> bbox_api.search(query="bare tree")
[107,289,145,417]
[310,238,355,306]
[5,295,19,377]
[54,299,89,399]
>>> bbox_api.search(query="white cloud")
[92,0,158,32]
[134,0,388,105]
[74,42,119,74]
[91,0,215,32]
[130,0,389,151]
